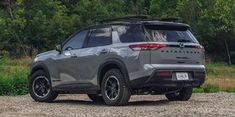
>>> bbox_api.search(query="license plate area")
[176,72,189,80]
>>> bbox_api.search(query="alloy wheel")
[104,75,120,100]
[32,76,50,98]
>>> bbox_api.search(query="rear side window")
[87,27,112,47]
[144,25,198,43]
[115,25,145,43]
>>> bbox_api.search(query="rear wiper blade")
[177,39,191,43]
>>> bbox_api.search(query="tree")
[149,0,235,64]
[149,0,179,17]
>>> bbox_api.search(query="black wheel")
[165,87,193,101]
[101,69,131,106]
[87,94,104,103]
[28,70,58,102]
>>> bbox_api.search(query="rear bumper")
[130,67,205,89]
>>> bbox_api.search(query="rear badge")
[179,43,185,49]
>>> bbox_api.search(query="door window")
[115,25,145,43]
[87,27,112,47]
[63,30,88,50]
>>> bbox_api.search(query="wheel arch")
[29,62,50,79]
[97,58,130,89]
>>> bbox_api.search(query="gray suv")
[28,16,205,106]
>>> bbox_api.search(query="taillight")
[195,45,204,49]
[129,43,167,50]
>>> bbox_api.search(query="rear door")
[144,25,204,66]
[75,26,113,84]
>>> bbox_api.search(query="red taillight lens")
[129,43,167,50]
[159,71,172,75]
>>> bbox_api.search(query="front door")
[53,30,89,85]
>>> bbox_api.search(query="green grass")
[193,84,220,93]
[0,57,30,95]
[193,63,235,93]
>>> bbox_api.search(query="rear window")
[115,25,145,43]
[144,25,198,43]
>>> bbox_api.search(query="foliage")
[149,0,235,64]
[0,0,234,64]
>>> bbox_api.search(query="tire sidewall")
[165,87,193,101]
[28,70,57,102]
[101,69,129,105]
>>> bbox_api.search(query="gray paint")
[31,29,205,89]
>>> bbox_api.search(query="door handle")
[100,49,108,54]
[64,51,77,58]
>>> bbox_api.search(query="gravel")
[0,93,234,117]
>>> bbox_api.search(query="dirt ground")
[0,93,234,117]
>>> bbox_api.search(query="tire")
[87,94,104,103]
[165,87,193,101]
[28,70,58,102]
[101,69,131,106]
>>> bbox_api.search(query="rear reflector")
[159,71,172,75]
[129,43,167,50]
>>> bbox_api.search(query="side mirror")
[55,45,62,53]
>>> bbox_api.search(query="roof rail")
[97,16,181,24]
[98,15,148,24]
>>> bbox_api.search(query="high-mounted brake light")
[129,43,167,50]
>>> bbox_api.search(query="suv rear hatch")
[143,24,204,66]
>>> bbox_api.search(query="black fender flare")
[97,58,131,89]
[29,62,50,79]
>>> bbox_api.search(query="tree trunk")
[224,39,232,65]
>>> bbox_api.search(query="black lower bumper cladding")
[130,69,205,89]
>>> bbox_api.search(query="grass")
[0,57,31,95]
[0,57,235,95]
[193,63,235,93]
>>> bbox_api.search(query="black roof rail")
[97,16,181,24]
[98,15,148,24]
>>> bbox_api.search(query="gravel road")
[0,93,234,117]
